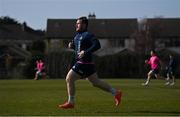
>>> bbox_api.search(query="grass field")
[0,79,180,116]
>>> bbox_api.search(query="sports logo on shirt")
[80,36,83,40]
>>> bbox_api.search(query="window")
[109,39,125,47]
[164,38,180,47]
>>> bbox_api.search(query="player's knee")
[65,77,70,83]
[36,73,40,76]
[66,77,74,84]
[148,72,152,76]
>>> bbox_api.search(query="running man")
[165,54,176,86]
[34,59,45,80]
[58,17,122,109]
[142,50,161,86]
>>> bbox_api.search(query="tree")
[133,17,165,77]
[0,16,20,25]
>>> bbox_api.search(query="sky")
[0,0,180,30]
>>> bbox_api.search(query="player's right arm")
[145,60,149,64]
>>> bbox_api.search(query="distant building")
[0,23,44,58]
[146,18,180,54]
[46,17,180,55]
[46,18,138,56]
[0,23,45,78]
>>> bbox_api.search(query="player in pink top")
[142,50,160,86]
[34,59,46,80]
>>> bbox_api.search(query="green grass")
[0,79,180,116]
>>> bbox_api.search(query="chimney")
[88,12,96,19]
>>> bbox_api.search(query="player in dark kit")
[58,17,122,109]
[165,54,176,86]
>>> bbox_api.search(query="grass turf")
[0,79,180,116]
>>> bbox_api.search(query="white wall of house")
[155,39,165,49]
[47,37,141,55]
[22,43,27,50]
[155,38,180,52]
[96,38,135,56]
[48,39,63,51]
[168,47,180,54]
[125,38,135,51]
[99,39,110,49]
[99,38,126,49]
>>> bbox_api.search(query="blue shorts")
[167,68,175,76]
[152,68,159,74]
[72,63,96,78]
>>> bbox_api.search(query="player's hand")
[78,50,85,59]
[145,60,148,64]
[68,42,73,49]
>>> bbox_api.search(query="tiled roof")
[46,18,138,39]
[147,18,180,38]
[0,24,44,40]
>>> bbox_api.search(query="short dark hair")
[78,16,88,27]
[151,50,156,54]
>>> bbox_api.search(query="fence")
[1,49,180,79]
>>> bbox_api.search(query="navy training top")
[71,31,101,63]
[167,58,176,71]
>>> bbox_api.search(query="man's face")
[150,51,154,56]
[76,19,86,32]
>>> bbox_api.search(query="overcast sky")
[0,0,180,30]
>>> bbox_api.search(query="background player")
[142,50,160,86]
[165,54,176,86]
[34,59,46,80]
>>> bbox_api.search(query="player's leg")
[87,73,122,106]
[170,71,175,86]
[34,71,40,80]
[59,69,80,108]
[154,68,160,79]
[154,73,160,79]
[171,75,175,86]
[66,69,80,103]
[165,72,170,85]
[41,69,46,79]
[42,72,46,79]
[142,70,153,85]
[87,73,112,92]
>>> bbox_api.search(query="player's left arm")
[145,60,149,64]
[84,35,101,55]
[78,34,101,59]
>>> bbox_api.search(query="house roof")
[46,18,138,39]
[0,24,44,41]
[46,19,75,39]
[147,18,180,38]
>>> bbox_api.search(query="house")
[0,23,45,78]
[146,18,180,54]
[0,23,45,58]
[46,18,138,55]
[46,17,180,78]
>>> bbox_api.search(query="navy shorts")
[167,69,175,76]
[72,63,96,78]
[152,68,159,74]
